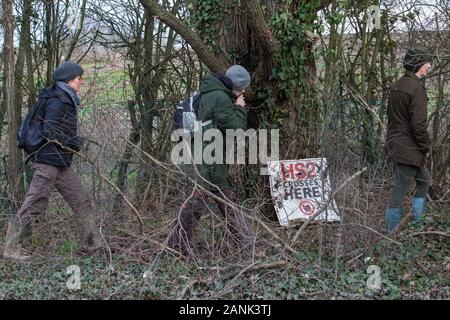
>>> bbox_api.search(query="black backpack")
[173,91,203,133]
[17,98,47,155]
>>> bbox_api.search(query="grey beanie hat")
[53,61,84,83]
[225,65,251,90]
[403,48,431,73]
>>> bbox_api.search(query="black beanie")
[403,48,431,73]
[53,61,84,83]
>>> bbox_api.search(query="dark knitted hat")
[403,48,432,73]
[53,61,84,83]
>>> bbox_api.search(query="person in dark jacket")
[3,62,103,262]
[385,48,433,233]
[168,65,255,256]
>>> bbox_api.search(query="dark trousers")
[388,163,431,208]
[167,189,254,255]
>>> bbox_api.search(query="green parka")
[196,74,247,190]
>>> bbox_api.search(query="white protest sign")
[267,158,340,226]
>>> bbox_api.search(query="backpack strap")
[201,120,212,127]
[29,98,46,120]
[194,91,213,128]
[189,95,194,113]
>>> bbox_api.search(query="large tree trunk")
[24,0,36,106]
[133,13,157,209]
[114,101,141,211]
[45,0,55,86]
[3,0,21,214]
[13,0,36,198]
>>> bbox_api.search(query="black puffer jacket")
[32,85,83,167]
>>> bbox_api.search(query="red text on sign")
[281,162,318,180]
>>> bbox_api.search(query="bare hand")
[236,94,246,107]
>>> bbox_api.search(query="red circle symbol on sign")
[299,200,315,216]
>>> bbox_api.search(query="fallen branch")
[223,260,288,281]
[402,231,450,238]
[115,227,184,258]
[348,223,403,246]
[220,261,288,295]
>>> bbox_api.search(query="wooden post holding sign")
[267,158,340,226]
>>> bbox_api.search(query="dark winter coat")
[195,74,247,190]
[32,85,83,167]
[386,71,431,168]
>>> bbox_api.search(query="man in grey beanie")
[3,61,103,262]
[168,64,255,256]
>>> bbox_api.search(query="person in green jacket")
[385,48,433,233]
[168,65,255,256]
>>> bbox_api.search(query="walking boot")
[74,211,103,252]
[385,207,403,233]
[167,194,205,256]
[411,197,427,221]
[19,223,33,245]
[216,190,255,250]
[3,219,32,262]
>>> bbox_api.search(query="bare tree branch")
[138,0,228,72]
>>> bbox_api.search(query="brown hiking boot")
[167,192,206,256]
[3,220,32,262]
[215,190,255,250]
[75,211,103,252]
